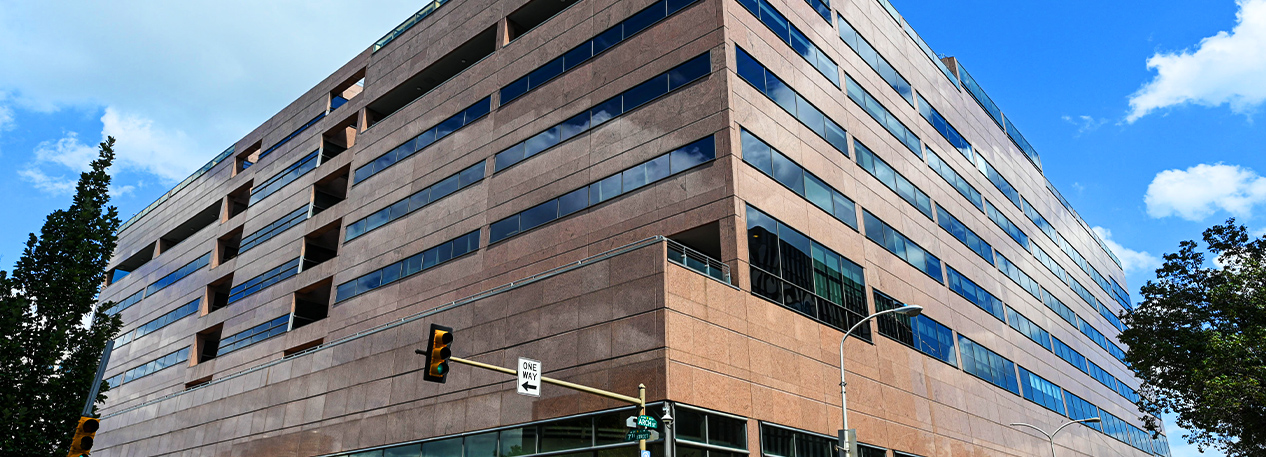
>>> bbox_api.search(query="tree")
[0,137,124,457]
[1120,219,1266,456]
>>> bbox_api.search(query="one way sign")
[517,357,541,397]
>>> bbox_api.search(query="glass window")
[623,74,669,110]
[770,151,804,194]
[559,188,589,217]
[560,112,591,141]
[623,2,666,36]
[385,444,422,457]
[671,136,715,173]
[563,43,593,71]
[590,97,622,127]
[422,438,462,457]
[528,58,565,90]
[525,127,561,158]
[668,53,711,90]
[735,48,767,92]
[496,143,527,171]
[590,174,622,205]
[500,427,537,457]
[541,417,593,452]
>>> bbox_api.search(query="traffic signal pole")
[444,356,650,452]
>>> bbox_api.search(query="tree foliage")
[1121,219,1266,456]
[0,137,124,457]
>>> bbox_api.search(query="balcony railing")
[373,0,450,52]
[666,239,731,285]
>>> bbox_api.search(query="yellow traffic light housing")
[67,416,99,457]
[423,324,453,383]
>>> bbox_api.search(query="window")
[336,230,481,302]
[675,406,748,451]
[1030,243,1067,284]
[984,199,1028,249]
[735,47,848,156]
[854,140,932,219]
[945,266,1004,321]
[1042,289,1078,327]
[240,206,310,253]
[957,334,1019,395]
[1004,117,1042,169]
[747,205,869,339]
[740,128,857,229]
[935,204,992,264]
[213,315,290,358]
[925,148,982,211]
[837,16,912,105]
[1051,336,1088,373]
[760,423,833,457]
[105,346,190,388]
[843,73,920,157]
[915,94,971,162]
[874,290,957,367]
[227,257,301,304]
[146,252,212,296]
[491,136,715,243]
[1005,306,1051,351]
[861,210,943,282]
[500,0,703,104]
[496,52,712,172]
[1021,198,1058,242]
[974,155,1020,209]
[258,112,326,162]
[994,253,1041,300]
[1087,360,1117,391]
[1063,392,1102,432]
[250,150,320,206]
[1018,366,1065,415]
[114,299,200,347]
[346,161,485,241]
[735,0,838,86]
[356,97,491,184]
[106,289,145,316]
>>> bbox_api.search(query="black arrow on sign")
[522,381,537,391]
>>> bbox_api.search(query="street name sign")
[517,357,541,397]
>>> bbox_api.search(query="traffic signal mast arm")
[447,356,645,405]
[413,350,650,452]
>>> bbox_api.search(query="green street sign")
[625,429,660,442]
[636,415,658,428]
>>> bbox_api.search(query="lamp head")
[1084,417,1102,424]
[896,305,923,317]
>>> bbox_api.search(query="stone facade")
[94,0,1165,455]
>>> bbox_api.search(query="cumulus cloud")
[1092,227,1162,275]
[0,0,421,186]
[1126,0,1266,122]
[1144,163,1266,221]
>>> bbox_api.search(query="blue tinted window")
[346,162,485,241]
[355,97,490,184]
[958,335,1019,395]
[495,52,710,172]
[740,128,856,229]
[862,210,942,282]
[854,140,933,219]
[734,47,848,157]
[843,74,919,157]
[946,266,1005,321]
[1018,366,1065,415]
[336,230,482,302]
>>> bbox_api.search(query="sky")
[0,0,1260,455]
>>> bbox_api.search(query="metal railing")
[372,0,450,52]
[666,239,732,285]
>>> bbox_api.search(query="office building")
[94,0,1170,455]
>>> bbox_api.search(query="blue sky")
[2,0,1262,454]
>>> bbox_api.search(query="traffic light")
[67,416,99,457]
[423,324,453,383]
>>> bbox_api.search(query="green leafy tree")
[0,137,125,456]
[1121,219,1266,456]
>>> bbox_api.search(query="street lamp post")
[838,304,923,457]
[1009,418,1102,457]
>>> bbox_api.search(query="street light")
[838,304,923,457]
[1009,417,1102,457]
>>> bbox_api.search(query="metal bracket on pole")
[836,429,856,457]
[82,340,114,417]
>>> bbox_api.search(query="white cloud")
[1093,227,1162,275]
[0,0,422,182]
[1061,114,1109,135]
[18,168,77,195]
[1144,163,1266,221]
[1126,0,1266,122]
